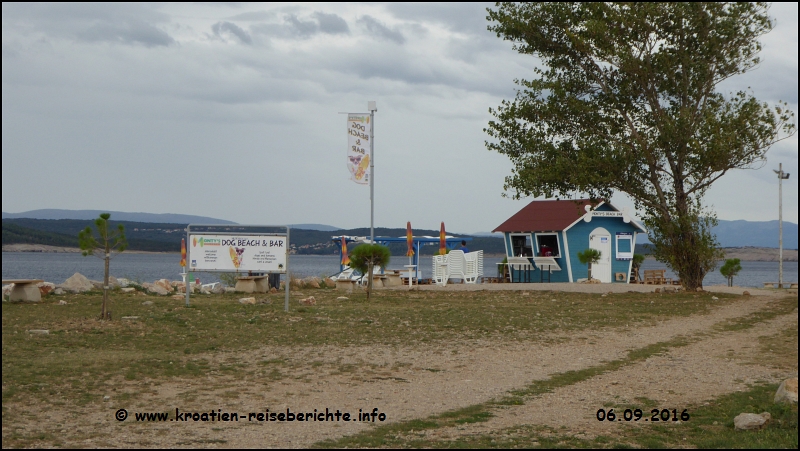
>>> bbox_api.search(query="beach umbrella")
[406,222,414,257]
[340,236,350,266]
[180,238,186,267]
[439,222,446,255]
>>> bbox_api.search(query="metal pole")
[185,227,190,307]
[369,101,376,243]
[285,227,290,312]
[778,163,784,288]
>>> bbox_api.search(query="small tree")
[78,213,127,320]
[577,249,602,281]
[348,244,391,300]
[631,254,646,283]
[720,258,742,287]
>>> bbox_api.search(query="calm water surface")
[2,252,796,288]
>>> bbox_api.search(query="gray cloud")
[226,11,274,22]
[212,21,252,44]
[2,3,175,47]
[312,12,349,34]
[286,14,318,37]
[357,16,405,44]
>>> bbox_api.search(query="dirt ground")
[3,290,797,448]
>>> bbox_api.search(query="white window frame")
[509,233,532,257]
[534,232,561,258]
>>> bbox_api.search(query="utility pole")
[773,163,790,287]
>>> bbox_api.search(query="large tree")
[486,2,794,289]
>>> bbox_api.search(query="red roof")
[493,199,600,233]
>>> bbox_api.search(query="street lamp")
[773,163,790,288]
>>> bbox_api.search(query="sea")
[2,252,797,288]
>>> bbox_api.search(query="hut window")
[535,233,560,258]
[511,234,532,257]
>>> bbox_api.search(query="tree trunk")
[367,261,373,301]
[102,251,110,320]
[587,262,592,281]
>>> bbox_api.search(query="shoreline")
[1,244,797,262]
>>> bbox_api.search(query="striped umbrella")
[406,222,414,256]
[180,238,186,267]
[341,236,350,266]
[439,222,446,255]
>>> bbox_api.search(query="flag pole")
[368,101,376,243]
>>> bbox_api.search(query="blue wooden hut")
[493,199,646,283]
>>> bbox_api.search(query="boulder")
[304,277,321,289]
[224,287,236,293]
[774,378,798,404]
[154,279,173,293]
[91,280,104,290]
[37,282,56,296]
[742,291,751,296]
[108,276,119,288]
[734,412,771,430]
[121,287,136,293]
[117,278,131,288]
[61,273,94,293]
[239,297,256,305]
[211,285,225,294]
[324,278,336,288]
[53,288,65,295]
[147,285,169,296]
[299,296,316,306]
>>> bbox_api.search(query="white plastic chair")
[464,250,483,284]
[432,255,449,286]
[447,250,467,282]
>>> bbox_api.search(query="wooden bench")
[643,270,671,285]
[2,279,44,302]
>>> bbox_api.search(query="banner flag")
[347,114,370,185]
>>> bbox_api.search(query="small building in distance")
[493,199,646,283]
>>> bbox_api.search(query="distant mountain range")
[1,209,235,225]
[2,209,796,249]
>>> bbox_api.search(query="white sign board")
[189,234,287,272]
[347,114,370,185]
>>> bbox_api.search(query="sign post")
[185,225,290,311]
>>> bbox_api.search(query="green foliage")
[218,273,239,288]
[348,244,391,274]
[720,258,742,287]
[577,248,601,266]
[577,248,602,281]
[77,213,127,320]
[485,2,795,290]
[632,254,645,270]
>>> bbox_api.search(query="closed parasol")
[180,238,186,267]
[341,236,350,266]
[406,222,414,257]
[439,222,446,255]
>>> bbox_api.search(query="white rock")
[27,329,50,335]
[117,278,130,288]
[239,297,256,305]
[147,285,169,296]
[299,296,316,306]
[733,412,769,430]
[57,300,67,305]
[121,316,139,321]
[61,273,94,293]
[774,377,798,404]
[336,296,349,300]
[712,296,719,300]
[54,288,65,295]
[142,301,154,306]
[121,287,136,293]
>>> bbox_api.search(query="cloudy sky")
[2,3,797,233]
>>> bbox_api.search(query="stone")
[108,276,119,288]
[147,285,169,296]
[171,294,184,300]
[225,287,236,293]
[324,278,336,288]
[211,285,225,294]
[304,277,321,289]
[654,288,661,293]
[57,300,67,305]
[663,286,676,293]
[336,296,349,300]
[154,279,173,293]
[200,288,211,295]
[91,280,104,290]
[117,278,130,288]
[121,316,139,321]
[28,329,49,335]
[270,287,278,294]
[61,273,94,293]
[142,301,154,306]
[696,287,704,292]
[712,296,719,300]
[239,297,256,305]
[121,287,136,293]
[742,291,750,296]
[54,288,65,295]
[733,412,770,430]
[299,296,316,306]
[37,282,56,296]
[774,378,798,404]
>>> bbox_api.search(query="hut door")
[589,227,612,283]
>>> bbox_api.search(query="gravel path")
[6,294,796,448]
